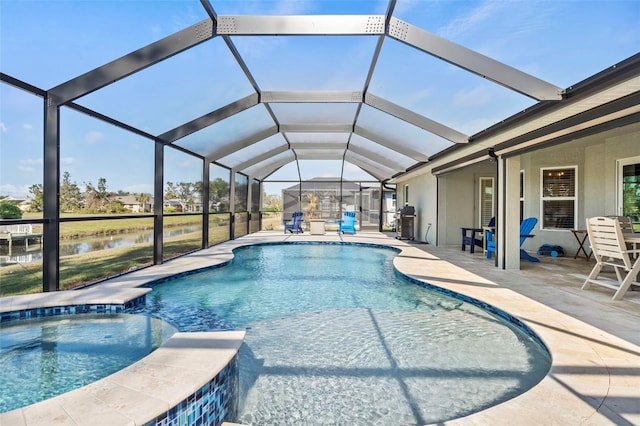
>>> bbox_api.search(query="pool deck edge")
[1,231,638,425]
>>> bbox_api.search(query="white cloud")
[61,157,76,166]
[439,1,507,40]
[23,123,33,130]
[17,158,43,173]
[271,0,312,15]
[0,122,7,132]
[85,130,105,145]
[0,183,33,198]
[452,85,493,108]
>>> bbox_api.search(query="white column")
[504,155,522,269]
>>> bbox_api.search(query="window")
[403,184,409,205]
[541,166,577,230]
[478,177,494,226]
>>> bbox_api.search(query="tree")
[209,178,230,212]
[84,177,114,213]
[304,192,319,219]
[262,193,282,212]
[135,192,151,213]
[60,171,82,213]
[28,184,43,212]
[0,201,22,219]
[165,181,195,212]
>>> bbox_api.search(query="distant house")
[2,196,31,213]
[115,195,153,213]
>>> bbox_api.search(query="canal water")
[0,226,199,267]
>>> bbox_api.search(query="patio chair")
[461,217,495,254]
[485,217,539,262]
[582,216,640,300]
[283,211,304,234]
[338,211,357,235]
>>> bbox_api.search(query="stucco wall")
[394,122,639,254]
[521,124,639,255]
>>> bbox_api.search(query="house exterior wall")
[520,123,639,256]
[396,161,496,245]
[394,122,638,255]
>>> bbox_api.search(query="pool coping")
[0,328,245,425]
[1,231,638,425]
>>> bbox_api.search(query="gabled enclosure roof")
[2,0,638,183]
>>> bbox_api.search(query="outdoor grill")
[395,205,415,240]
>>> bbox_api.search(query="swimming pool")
[133,243,551,424]
[0,313,177,413]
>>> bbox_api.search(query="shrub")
[0,201,22,219]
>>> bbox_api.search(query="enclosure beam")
[354,126,429,161]
[233,145,289,172]
[262,91,363,103]
[50,19,215,104]
[42,97,61,292]
[346,150,397,176]
[365,93,469,144]
[247,156,294,181]
[348,144,408,172]
[343,154,386,182]
[387,17,562,101]
[153,142,164,265]
[280,123,354,133]
[216,15,385,36]
[289,142,347,150]
[159,94,259,143]
[205,126,278,161]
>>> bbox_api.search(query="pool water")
[0,313,177,413]
[134,243,551,424]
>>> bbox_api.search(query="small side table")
[309,219,326,235]
[571,229,592,260]
[461,227,483,253]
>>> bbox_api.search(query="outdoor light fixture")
[488,147,498,162]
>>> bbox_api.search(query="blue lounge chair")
[283,211,304,234]
[486,217,539,262]
[338,211,357,235]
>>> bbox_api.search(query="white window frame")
[478,177,494,226]
[540,165,578,230]
[617,155,640,216]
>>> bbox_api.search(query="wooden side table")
[571,229,592,260]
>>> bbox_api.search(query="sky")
[1,0,639,198]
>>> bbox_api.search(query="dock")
[0,225,43,251]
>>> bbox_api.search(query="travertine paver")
[1,231,638,425]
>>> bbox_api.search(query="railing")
[0,224,33,234]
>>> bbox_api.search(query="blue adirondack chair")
[461,216,495,254]
[283,211,304,234]
[338,211,357,234]
[486,217,539,262]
